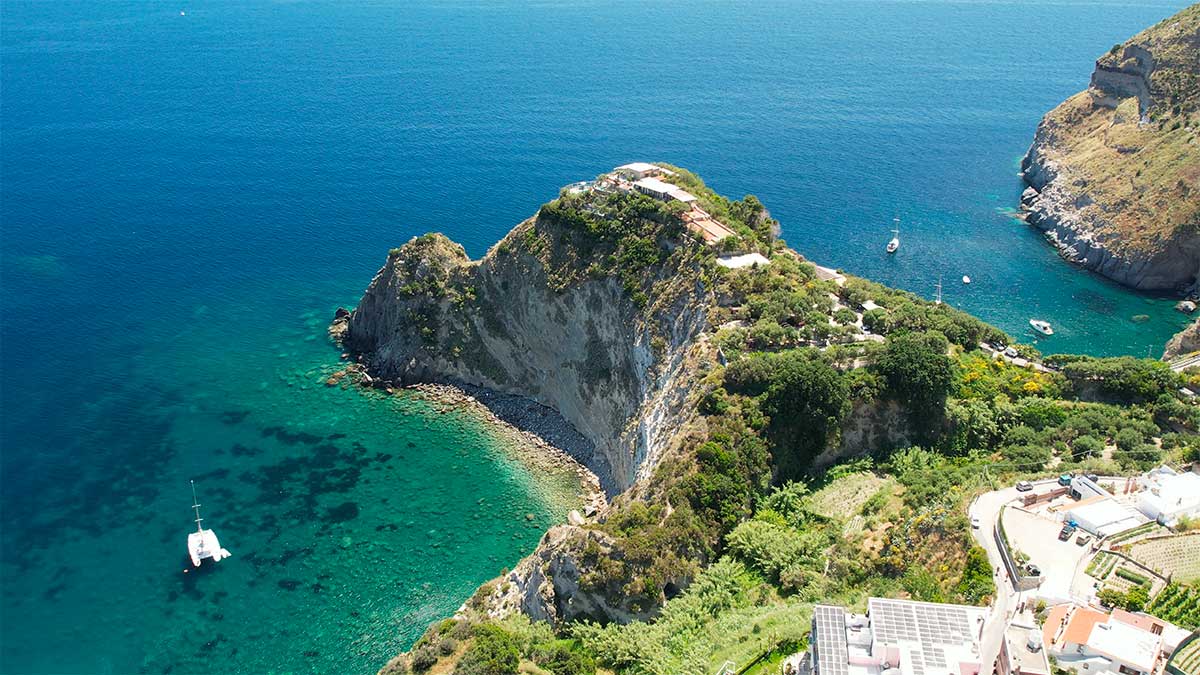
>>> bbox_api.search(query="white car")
[970,516,981,529]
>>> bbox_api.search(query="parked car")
[1026,563,1041,576]
[971,516,981,529]
[1004,347,1019,358]
[1057,473,1073,486]
[1015,480,1034,492]
[1059,523,1077,541]
[1076,533,1092,546]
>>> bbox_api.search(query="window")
[1118,666,1139,675]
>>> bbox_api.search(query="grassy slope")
[1037,5,1200,255]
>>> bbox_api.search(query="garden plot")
[808,473,894,520]
[1124,533,1200,584]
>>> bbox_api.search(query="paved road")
[1169,353,1200,372]
[969,479,1061,671]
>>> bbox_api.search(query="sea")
[1,1,1194,673]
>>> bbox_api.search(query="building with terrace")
[810,599,990,675]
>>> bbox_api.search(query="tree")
[1071,435,1104,461]
[874,332,954,424]
[761,351,851,480]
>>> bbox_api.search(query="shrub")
[534,644,596,675]
[1071,436,1105,461]
[410,644,440,672]
[455,624,521,675]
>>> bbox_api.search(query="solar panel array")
[813,605,850,675]
[868,599,977,675]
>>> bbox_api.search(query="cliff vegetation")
[1020,4,1200,292]
[341,165,1200,675]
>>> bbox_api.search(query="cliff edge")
[1020,5,1200,292]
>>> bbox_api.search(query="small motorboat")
[962,275,971,284]
[886,217,900,254]
[187,481,231,567]
[1030,319,1054,336]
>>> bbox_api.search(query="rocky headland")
[335,164,1020,673]
[1019,4,1200,293]
[1165,317,1200,359]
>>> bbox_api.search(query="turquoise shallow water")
[1,1,1196,673]
[0,280,582,675]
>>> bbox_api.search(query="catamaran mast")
[191,480,204,534]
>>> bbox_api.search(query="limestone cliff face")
[342,205,717,626]
[1165,318,1200,359]
[343,221,709,495]
[1019,5,1200,293]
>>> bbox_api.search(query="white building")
[613,162,673,180]
[1042,604,1188,675]
[716,253,771,269]
[995,620,1050,675]
[811,599,989,675]
[1137,467,1200,526]
[633,177,698,205]
[1065,496,1145,537]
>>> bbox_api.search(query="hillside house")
[1043,604,1190,675]
[809,599,989,675]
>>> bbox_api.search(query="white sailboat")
[934,276,943,305]
[886,217,900,254]
[187,480,231,568]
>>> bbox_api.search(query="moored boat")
[886,217,900,254]
[1029,319,1054,336]
[187,481,232,567]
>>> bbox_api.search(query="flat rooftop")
[716,253,770,269]
[1086,620,1160,672]
[814,599,988,675]
[1003,621,1050,675]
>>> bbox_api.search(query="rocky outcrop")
[1165,318,1200,360]
[1019,5,1200,293]
[342,224,710,496]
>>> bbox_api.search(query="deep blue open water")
[2,1,1194,673]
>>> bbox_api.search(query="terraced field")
[1128,533,1200,584]
[1169,634,1200,675]
[1148,582,1200,630]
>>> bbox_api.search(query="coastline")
[326,358,607,516]
[403,382,608,517]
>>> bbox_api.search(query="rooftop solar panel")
[814,605,850,675]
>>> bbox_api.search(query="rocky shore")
[322,351,607,515]
[1018,5,1200,294]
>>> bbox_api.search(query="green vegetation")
[1115,567,1150,585]
[383,165,1200,675]
[1099,584,1150,613]
[1147,583,1200,629]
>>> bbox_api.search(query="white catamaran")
[187,480,231,568]
[886,218,900,254]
